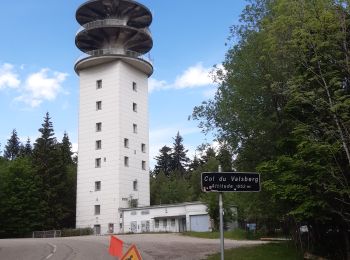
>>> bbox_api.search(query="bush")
[61,228,93,237]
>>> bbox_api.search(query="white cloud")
[15,68,68,107]
[149,78,167,92]
[0,63,21,90]
[173,63,213,89]
[149,62,216,93]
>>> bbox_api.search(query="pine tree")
[170,132,190,175]
[154,146,172,176]
[4,129,21,160]
[58,132,76,228]
[25,138,32,155]
[32,112,67,229]
[60,132,73,165]
[33,112,56,163]
[19,137,32,157]
[188,154,201,172]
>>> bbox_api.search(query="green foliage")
[0,157,43,237]
[150,171,192,205]
[192,0,350,258]
[153,146,172,176]
[61,228,93,237]
[3,129,21,160]
[182,229,257,240]
[0,113,77,238]
[153,132,190,177]
[207,242,302,260]
[171,132,190,175]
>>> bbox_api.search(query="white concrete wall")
[120,203,209,233]
[76,59,150,235]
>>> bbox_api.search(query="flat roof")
[119,201,206,212]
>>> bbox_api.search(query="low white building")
[119,202,211,233]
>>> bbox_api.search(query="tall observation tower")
[75,0,153,235]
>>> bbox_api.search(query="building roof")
[119,201,206,212]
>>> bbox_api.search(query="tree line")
[0,112,76,238]
[191,0,350,259]
[151,132,235,230]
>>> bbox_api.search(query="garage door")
[190,214,210,232]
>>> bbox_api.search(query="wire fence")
[32,230,61,238]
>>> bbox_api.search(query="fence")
[32,230,61,238]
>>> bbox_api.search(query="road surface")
[0,233,267,260]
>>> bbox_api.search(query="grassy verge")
[182,229,260,240]
[206,242,302,260]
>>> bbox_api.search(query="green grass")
[206,242,302,260]
[182,229,259,240]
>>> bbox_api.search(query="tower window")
[133,180,138,191]
[133,103,137,112]
[141,143,146,153]
[124,138,129,148]
[142,161,146,170]
[95,181,101,191]
[133,124,137,133]
[96,140,102,150]
[95,158,101,168]
[124,156,129,167]
[96,122,102,132]
[132,82,137,92]
[96,80,102,89]
[94,205,100,215]
[96,101,102,110]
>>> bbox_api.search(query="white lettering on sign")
[204,176,215,182]
[231,176,259,183]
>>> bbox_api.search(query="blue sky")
[0,0,246,167]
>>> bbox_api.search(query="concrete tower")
[75,0,153,235]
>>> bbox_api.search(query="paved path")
[0,233,267,260]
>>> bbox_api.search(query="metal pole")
[218,165,224,260]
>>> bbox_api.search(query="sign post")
[218,166,224,260]
[201,169,261,260]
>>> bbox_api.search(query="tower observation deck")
[75,0,153,75]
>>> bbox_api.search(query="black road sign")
[201,172,260,192]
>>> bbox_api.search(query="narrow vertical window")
[133,124,137,133]
[96,122,102,132]
[141,143,146,153]
[95,158,101,168]
[96,140,102,150]
[96,101,102,110]
[96,79,102,89]
[133,103,137,112]
[132,82,137,92]
[94,205,100,215]
[124,138,129,148]
[95,181,101,191]
[124,156,129,167]
[133,180,138,191]
[142,160,146,170]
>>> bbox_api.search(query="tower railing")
[76,18,151,37]
[75,48,153,64]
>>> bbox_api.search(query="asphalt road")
[0,233,267,260]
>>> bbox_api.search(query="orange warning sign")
[121,244,142,260]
